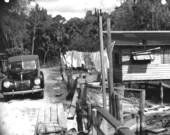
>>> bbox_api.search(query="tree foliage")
[65,11,109,52]
[0,0,31,51]
[6,47,30,57]
[27,6,68,64]
[111,0,170,30]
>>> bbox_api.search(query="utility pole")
[107,18,115,116]
[99,13,107,109]
[99,10,108,135]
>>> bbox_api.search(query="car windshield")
[9,61,36,71]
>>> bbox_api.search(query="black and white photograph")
[1,0,170,135]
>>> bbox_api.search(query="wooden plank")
[45,122,66,134]
[37,123,45,134]
[122,74,170,78]
[53,122,60,130]
[85,74,99,83]
[122,68,170,72]
[37,108,45,123]
[47,122,65,133]
[123,75,170,81]
[50,105,58,122]
[44,107,51,123]
[122,69,170,73]
[124,88,144,92]
[100,15,107,109]
[94,126,105,135]
[87,91,109,109]
[145,128,167,133]
[67,88,78,119]
[161,82,170,88]
[122,64,170,69]
[57,103,67,128]
[45,123,56,133]
[100,119,108,135]
[92,107,135,135]
[94,106,135,135]
[122,70,170,74]
[37,122,65,134]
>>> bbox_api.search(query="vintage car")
[1,55,44,100]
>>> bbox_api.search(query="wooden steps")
[35,103,67,135]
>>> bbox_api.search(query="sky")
[35,0,121,20]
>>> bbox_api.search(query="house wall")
[118,46,170,82]
[113,47,122,82]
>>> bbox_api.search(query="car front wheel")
[36,90,44,99]
[3,95,11,102]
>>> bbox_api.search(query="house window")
[131,51,154,64]
[162,50,170,64]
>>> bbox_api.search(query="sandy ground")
[0,67,70,135]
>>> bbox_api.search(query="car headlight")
[3,81,11,88]
[34,78,41,85]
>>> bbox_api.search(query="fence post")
[107,17,115,117]
[80,83,87,105]
[160,83,164,106]
[92,108,106,135]
[76,101,83,132]
[100,119,108,135]
[92,108,98,135]
[107,69,113,115]
[140,90,145,135]
[87,103,92,128]
[112,93,117,119]
[115,95,123,124]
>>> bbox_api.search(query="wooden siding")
[121,47,170,81]
[122,64,170,81]
[114,68,122,82]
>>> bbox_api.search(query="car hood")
[8,69,38,80]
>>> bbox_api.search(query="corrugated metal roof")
[103,31,170,46]
[8,55,38,63]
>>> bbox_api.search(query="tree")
[111,0,170,30]
[50,15,67,51]
[83,10,109,51]
[6,47,30,57]
[27,4,53,55]
[42,15,68,64]
[0,0,31,52]
[65,10,106,52]
[65,17,84,51]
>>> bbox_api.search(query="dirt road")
[0,67,68,135]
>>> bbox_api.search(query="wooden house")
[105,31,170,87]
